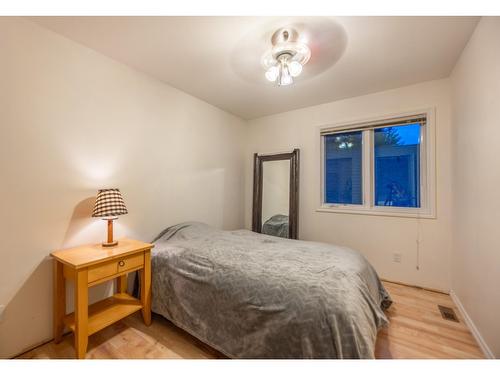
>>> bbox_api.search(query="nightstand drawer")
[87,253,144,284]
[117,253,144,272]
[88,261,117,284]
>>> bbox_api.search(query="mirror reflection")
[261,160,290,238]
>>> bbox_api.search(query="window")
[320,111,435,218]
[324,131,363,205]
[374,124,421,208]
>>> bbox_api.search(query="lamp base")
[102,240,118,247]
[101,218,118,248]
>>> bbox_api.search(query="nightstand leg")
[141,250,152,326]
[53,260,65,344]
[117,274,128,294]
[75,269,88,359]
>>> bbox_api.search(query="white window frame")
[317,108,436,219]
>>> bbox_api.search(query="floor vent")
[438,305,459,322]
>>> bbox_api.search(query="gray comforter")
[151,222,391,359]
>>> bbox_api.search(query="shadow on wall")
[61,196,97,248]
[0,258,52,358]
[0,196,113,358]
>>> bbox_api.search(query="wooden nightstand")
[51,238,154,359]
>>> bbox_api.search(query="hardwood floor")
[376,282,483,359]
[17,281,484,359]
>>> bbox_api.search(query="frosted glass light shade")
[280,75,293,85]
[288,61,303,77]
[265,66,279,82]
[264,59,303,85]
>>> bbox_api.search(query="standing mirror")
[252,149,300,239]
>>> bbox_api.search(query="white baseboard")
[449,290,495,359]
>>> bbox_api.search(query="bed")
[150,222,391,359]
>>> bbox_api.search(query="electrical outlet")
[0,305,5,323]
[393,253,402,263]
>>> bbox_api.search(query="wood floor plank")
[16,281,484,359]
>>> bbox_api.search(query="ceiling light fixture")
[262,28,311,86]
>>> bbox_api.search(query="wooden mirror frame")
[252,149,300,239]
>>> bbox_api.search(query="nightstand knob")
[118,260,125,267]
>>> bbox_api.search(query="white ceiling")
[30,16,479,120]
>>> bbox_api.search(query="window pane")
[324,131,363,204]
[374,124,421,208]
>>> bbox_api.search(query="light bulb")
[265,66,279,82]
[288,61,303,77]
[279,64,293,86]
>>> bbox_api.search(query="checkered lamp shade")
[92,188,128,218]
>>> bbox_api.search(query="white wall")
[245,79,453,292]
[450,17,500,358]
[0,18,246,358]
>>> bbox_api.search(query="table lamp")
[92,188,128,247]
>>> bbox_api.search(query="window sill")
[316,205,436,219]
